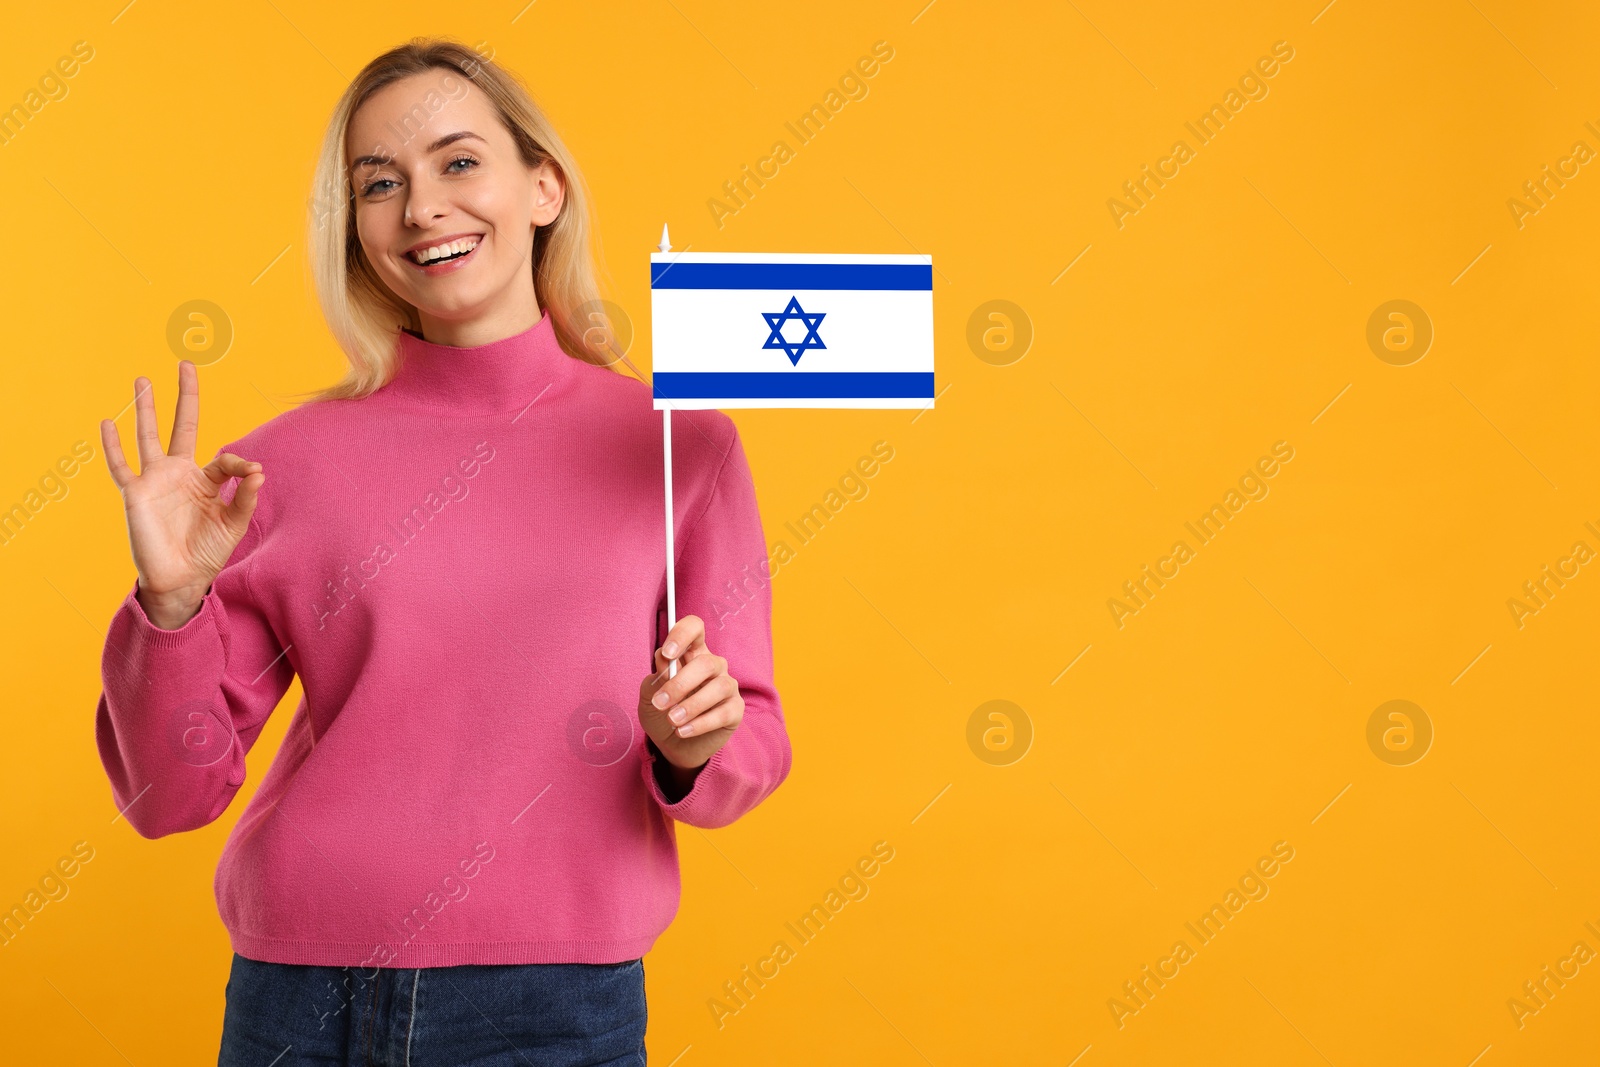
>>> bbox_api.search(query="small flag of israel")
[650,243,935,409]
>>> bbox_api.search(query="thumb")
[225,470,265,533]
[207,453,264,535]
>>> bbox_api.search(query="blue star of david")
[761,297,826,366]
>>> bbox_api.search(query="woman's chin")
[404,288,496,322]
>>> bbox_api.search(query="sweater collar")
[383,310,575,415]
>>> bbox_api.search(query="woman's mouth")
[406,235,484,274]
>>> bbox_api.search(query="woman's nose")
[405,176,450,225]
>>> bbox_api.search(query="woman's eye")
[358,157,476,197]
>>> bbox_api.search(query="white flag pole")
[659,223,679,681]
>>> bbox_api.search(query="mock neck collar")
[381,310,575,415]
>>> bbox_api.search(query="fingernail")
[669,708,687,724]
[652,691,670,709]
[677,724,691,736]
[662,641,678,657]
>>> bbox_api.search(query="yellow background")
[3,0,1597,1062]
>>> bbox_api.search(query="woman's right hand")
[102,360,265,631]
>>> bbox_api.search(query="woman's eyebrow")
[350,130,487,170]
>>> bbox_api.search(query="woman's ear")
[530,161,564,226]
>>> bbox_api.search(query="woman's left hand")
[638,613,744,775]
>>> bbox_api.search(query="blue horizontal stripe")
[651,262,932,290]
[653,371,934,399]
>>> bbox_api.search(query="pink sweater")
[94,310,792,967]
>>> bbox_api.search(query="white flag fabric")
[649,251,935,409]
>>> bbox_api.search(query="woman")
[94,37,792,1065]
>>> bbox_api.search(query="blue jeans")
[217,952,647,1066]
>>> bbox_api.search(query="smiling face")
[345,68,564,345]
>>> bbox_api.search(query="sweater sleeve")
[641,422,792,828]
[94,468,295,839]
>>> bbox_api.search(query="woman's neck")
[413,291,543,348]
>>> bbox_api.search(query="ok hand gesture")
[101,361,264,630]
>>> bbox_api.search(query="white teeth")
[411,237,480,264]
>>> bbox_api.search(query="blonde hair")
[293,36,623,404]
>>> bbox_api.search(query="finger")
[639,665,668,704]
[671,696,743,739]
[101,419,135,490]
[167,361,199,458]
[223,470,265,535]
[657,613,706,664]
[649,651,713,707]
[133,375,162,470]
[201,455,266,535]
[649,651,724,712]
[662,638,715,682]
[662,673,737,728]
[678,638,718,664]
[199,452,263,487]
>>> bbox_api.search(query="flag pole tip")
[658,223,671,253]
